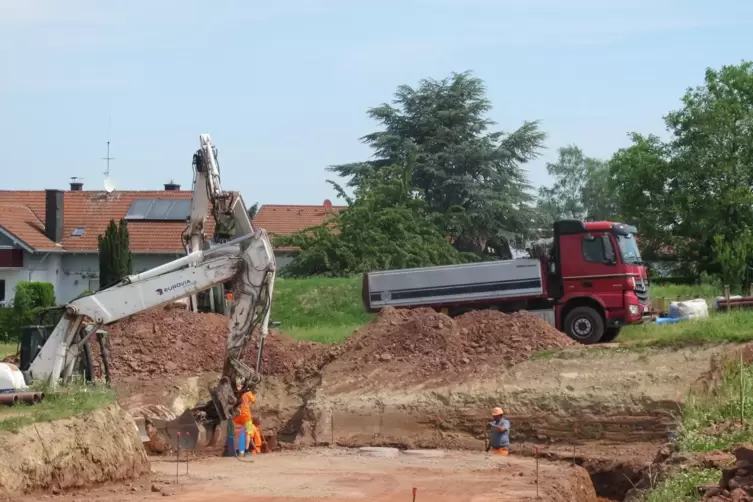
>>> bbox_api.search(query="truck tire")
[600,327,622,343]
[563,306,604,344]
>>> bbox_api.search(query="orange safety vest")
[233,391,256,425]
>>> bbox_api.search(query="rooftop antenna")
[102,118,117,193]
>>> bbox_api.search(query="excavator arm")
[25,134,276,435]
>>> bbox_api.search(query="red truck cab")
[547,220,651,343]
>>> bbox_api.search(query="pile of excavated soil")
[457,309,576,360]
[95,308,228,378]
[246,332,336,383]
[93,307,331,383]
[335,307,574,378]
[702,444,753,501]
[0,404,149,496]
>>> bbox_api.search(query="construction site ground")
[3,305,744,501]
[23,448,596,502]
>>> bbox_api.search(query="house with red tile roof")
[251,199,346,256]
[0,180,345,304]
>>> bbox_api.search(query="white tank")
[0,363,27,393]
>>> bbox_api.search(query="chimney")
[69,177,83,191]
[323,199,333,210]
[45,189,64,243]
[164,181,181,191]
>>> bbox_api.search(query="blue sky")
[2,0,751,206]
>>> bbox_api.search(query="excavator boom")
[16,134,277,452]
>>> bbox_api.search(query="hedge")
[0,282,56,343]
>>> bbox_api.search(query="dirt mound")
[456,309,576,361]
[0,404,149,496]
[246,331,336,383]
[701,444,753,501]
[95,306,330,383]
[334,307,574,379]
[97,308,228,378]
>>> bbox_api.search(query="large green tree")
[329,71,546,257]
[98,219,132,289]
[537,145,615,224]
[277,160,469,277]
[609,61,753,274]
[608,133,677,259]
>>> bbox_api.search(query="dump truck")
[363,220,651,344]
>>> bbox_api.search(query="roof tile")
[0,192,345,255]
[0,204,60,251]
[0,191,215,254]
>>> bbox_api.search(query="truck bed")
[363,259,545,311]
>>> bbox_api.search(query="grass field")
[0,383,115,433]
[0,342,17,359]
[272,277,373,343]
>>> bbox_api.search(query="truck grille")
[635,278,649,306]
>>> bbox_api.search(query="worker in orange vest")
[232,380,256,456]
[486,407,510,456]
[249,417,263,454]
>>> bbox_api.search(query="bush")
[0,282,57,342]
[13,282,55,313]
[0,308,21,343]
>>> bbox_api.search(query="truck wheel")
[600,327,622,343]
[563,306,604,344]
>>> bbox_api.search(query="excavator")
[0,134,276,449]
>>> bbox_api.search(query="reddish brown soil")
[702,444,753,501]
[95,305,570,384]
[93,306,331,383]
[334,307,575,378]
[21,449,599,502]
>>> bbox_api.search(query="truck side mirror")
[601,234,616,265]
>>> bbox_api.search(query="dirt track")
[35,449,597,502]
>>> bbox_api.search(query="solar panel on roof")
[125,199,191,221]
[164,199,191,221]
[125,199,155,220]
[146,199,174,219]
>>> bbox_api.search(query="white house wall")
[0,251,62,304]
[59,253,184,303]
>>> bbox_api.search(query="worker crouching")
[250,417,263,454]
[232,381,257,456]
[486,407,510,456]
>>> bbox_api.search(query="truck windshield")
[617,233,642,264]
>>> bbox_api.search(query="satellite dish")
[104,177,116,193]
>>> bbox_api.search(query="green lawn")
[271,276,372,343]
[0,342,17,359]
[0,383,115,433]
[621,310,753,347]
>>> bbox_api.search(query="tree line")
[276,61,753,288]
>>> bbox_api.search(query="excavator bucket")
[143,409,225,453]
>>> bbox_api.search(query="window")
[582,234,616,264]
[71,227,85,237]
[0,279,5,303]
[0,249,23,268]
[617,234,642,264]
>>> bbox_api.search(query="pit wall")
[0,404,150,496]
[255,344,726,448]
